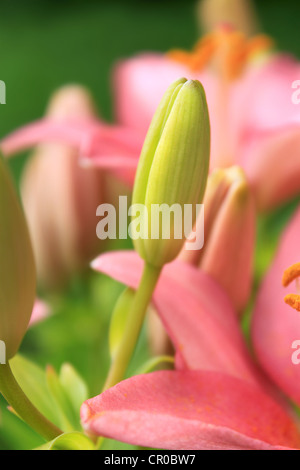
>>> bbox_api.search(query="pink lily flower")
[113,27,300,211]
[80,250,300,450]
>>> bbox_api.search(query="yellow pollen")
[167,28,273,80]
[282,263,300,312]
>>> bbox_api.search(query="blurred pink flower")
[113,28,300,211]
[1,85,143,288]
[80,249,300,450]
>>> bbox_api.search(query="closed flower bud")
[0,155,36,359]
[132,78,210,267]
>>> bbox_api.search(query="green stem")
[103,262,162,391]
[0,362,63,441]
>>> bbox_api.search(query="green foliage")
[35,432,95,451]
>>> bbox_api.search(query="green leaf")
[10,355,59,426]
[46,366,80,432]
[59,363,89,418]
[35,432,95,451]
[10,356,87,433]
[109,288,135,359]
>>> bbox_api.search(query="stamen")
[284,294,300,312]
[282,263,300,287]
[167,34,216,72]
[166,29,273,80]
[215,29,247,81]
[246,35,273,58]
[282,263,300,312]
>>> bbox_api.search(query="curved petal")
[81,370,300,450]
[1,119,142,186]
[252,205,300,406]
[1,120,93,156]
[91,251,260,384]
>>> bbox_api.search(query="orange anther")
[282,263,300,287]
[167,29,273,80]
[284,294,300,312]
[282,263,300,312]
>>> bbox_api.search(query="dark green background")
[0,0,299,449]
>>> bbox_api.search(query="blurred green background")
[0,0,299,449]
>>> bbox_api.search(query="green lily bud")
[132,78,210,267]
[0,155,36,359]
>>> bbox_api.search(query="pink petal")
[28,299,50,327]
[81,370,300,450]
[1,120,94,156]
[80,125,143,186]
[1,119,142,186]
[239,127,300,211]
[91,251,260,384]
[233,55,300,209]
[241,55,300,132]
[252,205,300,406]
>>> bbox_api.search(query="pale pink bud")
[21,86,103,289]
[181,166,256,313]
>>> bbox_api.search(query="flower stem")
[102,262,162,392]
[0,362,63,441]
